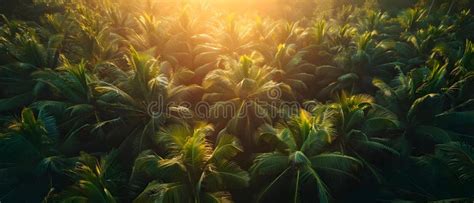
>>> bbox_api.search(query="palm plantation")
[1,0,474,202]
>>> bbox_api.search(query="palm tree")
[128,10,222,85]
[129,123,249,202]
[0,108,72,202]
[451,40,474,79]
[164,10,222,84]
[436,142,474,185]
[401,24,457,62]
[306,20,336,66]
[374,59,474,154]
[30,62,120,154]
[250,17,280,57]
[320,93,400,182]
[252,109,361,203]
[403,92,474,153]
[63,0,127,66]
[94,48,201,159]
[329,93,399,136]
[317,31,399,98]
[269,43,316,100]
[47,150,126,202]
[356,10,390,34]
[127,13,169,55]
[389,141,474,201]
[0,18,62,112]
[202,55,292,150]
[212,15,256,56]
[397,7,427,32]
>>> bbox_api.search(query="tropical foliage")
[1,0,474,202]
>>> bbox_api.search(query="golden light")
[156,0,284,14]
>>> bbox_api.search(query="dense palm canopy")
[252,109,361,202]
[1,0,474,202]
[130,123,248,202]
